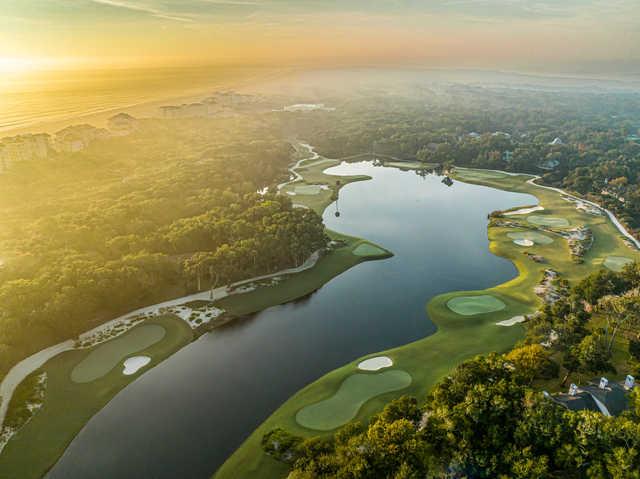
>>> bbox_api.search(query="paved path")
[0,248,323,432]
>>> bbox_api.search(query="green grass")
[71,324,166,383]
[0,315,193,479]
[603,255,633,272]
[215,168,640,479]
[507,231,554,245]
[280,157,370,215]
[293,184,325,195]
[295,370,412,431]
[215,233,392,317]
[446,295,506,316]
[352,243,388,257]
[527,214,570,227]
[456,169,507,180]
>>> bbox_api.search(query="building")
[160,102,208,119]
[549,137,564,146]
[547,376,635,417]
[55,124,109,152]
[108,113,138,136]
[0,133,52,171]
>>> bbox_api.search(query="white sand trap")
[514,239,535,247]
[505,206,544,216]
[496,315,526,327]
[358,356,393,371]
[122,356,151,375]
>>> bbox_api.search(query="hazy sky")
[1,0,639,73]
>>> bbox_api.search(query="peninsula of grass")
[0,315,193,479]
[295,370,412,431]
[215,167,640,479]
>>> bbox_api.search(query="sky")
[1,0,639,74]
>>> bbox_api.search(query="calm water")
[47,163,536,479]
[0,66,268,135]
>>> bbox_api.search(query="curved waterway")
[47,162,537,479]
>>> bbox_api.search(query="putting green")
[603,255,633,272]
[296,370,412,431]
[352,242,388,257]
[507,231,554,245]
[527,215,570,227]
[456,169,507,180]
[71,324,166,383]
[294,184,324,195]
[447,295,506,316]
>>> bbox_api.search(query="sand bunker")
[603,256,633,272]
[513,239,534,247]
[296,370,412,431]
[122,356,151,375]
[505,206,544,216]
[527,215,570,227]
[71,324,165,383]
[496,316,526,327]
[358,356,393,371]
[507,231,554,245]
[352,243,388,257]
[447,295,506,316]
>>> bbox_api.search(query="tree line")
[0,116,327,380]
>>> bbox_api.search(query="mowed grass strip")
[527,214,570,227]
[295,370,412,431]
[446,295,506,316]
[71,325,166,383]
[456,169,507,180]
[507,231,554,245]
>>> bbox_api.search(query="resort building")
[0,133,52,171]
[160,103,207,118]
[108,113,138,136]
[547,376,635,417]
[55,124,109,153]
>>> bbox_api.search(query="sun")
[0,56,47,73]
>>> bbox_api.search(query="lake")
[47,162,536,479]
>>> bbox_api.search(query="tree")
[505,345,558,385]
[597,289,640,354]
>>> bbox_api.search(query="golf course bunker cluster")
[296,370,412,431]
[447,295,506,316]
[71,324,166,383]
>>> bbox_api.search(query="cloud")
[88,0,194,21]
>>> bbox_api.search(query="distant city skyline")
[1,1,639,74]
